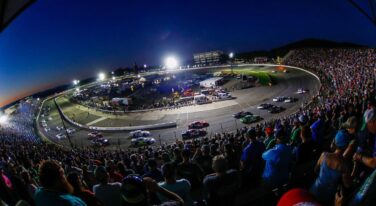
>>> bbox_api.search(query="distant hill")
[237,38,366,59]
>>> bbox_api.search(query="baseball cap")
[277,188,320,206]
[335,130,350,149]
[121,175,147,204]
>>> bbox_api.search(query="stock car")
[240,115,261,124]
[273,96,286,102]
[188,121,210,129]
[88,131,103,140]
[131,137,156,146]
[129,130,151,138]
[297,88,308,94]
[55,133,66,139]
[233,111,253,119]
[284,97,297,103]
[257,103,273,110]
[182,129,207,140]
[267,106,285,114]
[66,128,76,134]
[91,138,110,147]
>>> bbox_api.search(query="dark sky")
[0,0,375,106]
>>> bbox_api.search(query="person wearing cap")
[240,128,265,187]
[92,166,122,206]
[262,132,292,189]
[263,127,276,151]
[341,116,359,159]
[309,130,352,205]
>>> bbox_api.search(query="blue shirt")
[241,141,265,170]
[262,143,292,188]
[35,188,87,206]
[158,179,193,206]
[310,118,324,143]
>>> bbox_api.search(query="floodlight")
[165,56,179,70]
[112,76,116,80]
[0,114,8,124]
[144,64,147,68]
[98,73,106,81]
[73,80,79,85]
[229,52,234,59]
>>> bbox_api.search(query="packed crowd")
[0,48,376,206]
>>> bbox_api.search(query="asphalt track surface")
[38,65,320,149]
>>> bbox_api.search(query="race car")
[56,126,64,131]
[297,88,308,94]
[188,121,210,129]
[129,130,151,138]
[257,103,273,110]
[240,115,261,124]
[91,138,110,147]
[284,97,297,103]
[131,137,156,147]
[182,129,207,140]
[233,111,253,119]
[56,133,66,139]
[267,106,285,114]
[66,128,76,134]
[273,96,286,102]
[88,131,103,140]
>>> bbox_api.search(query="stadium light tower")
[0,114,8,125]
[98,72,106,81]
[73,79,79,85]
[164,56,179,70]
[229,52,234,74]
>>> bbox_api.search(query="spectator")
[263,126,275,150]
[203,155,240,206]
[193,145,213,175]
[143,158,163,182]
[20,171,37,201]
[92,166,122,206]
[240,128,265,186]
[177,149,204,191]
[34,160,86,206]
[157,163,192,206]
[121,175,184,206]
[67,172,102,206]
[309,130,352,204]
[295,125,316,164]
[262,132,292,189]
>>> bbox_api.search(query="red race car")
[188,121,210,129]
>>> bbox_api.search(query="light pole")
[229,52,234,75]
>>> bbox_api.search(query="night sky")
[0,0,375,107]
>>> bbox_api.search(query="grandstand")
[1,48,375,206]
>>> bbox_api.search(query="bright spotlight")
[112,76,116,80]
[165,56,179,70]
[144,64,147,68]
[73,80,79,85]
[98,73,106,81]
[229,52,234,59]
[0,115,8,124]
